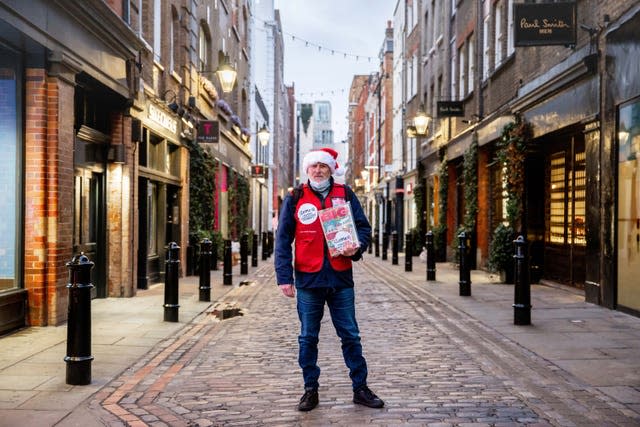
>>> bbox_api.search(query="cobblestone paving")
[83,261,638,426]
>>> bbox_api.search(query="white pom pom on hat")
[302,147,345,176]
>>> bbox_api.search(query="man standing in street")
[274,147,384,412]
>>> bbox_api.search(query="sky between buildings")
[274,0,394,143]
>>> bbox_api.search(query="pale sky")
[274,0,395,142]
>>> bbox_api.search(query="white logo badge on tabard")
[297,203,318,225]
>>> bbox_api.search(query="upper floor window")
[483,15,490,80]
[507,0,515,56]
[468,35,475,95]
[450,37,457,99]
[153,0,161,62]
[494,2,503,68]
[199,24,211,71]
[459,43,465,98]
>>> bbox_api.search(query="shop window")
[148,182,158,256]
[549,152,566,243]
[491,162,508,230]
[547,149,586,245]
[0,50,20,291]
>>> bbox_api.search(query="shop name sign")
[514,2,576,46]
[437,101,464,117]
[197,120,220,143]
[148,104,177,134]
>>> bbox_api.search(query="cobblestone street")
[73,259,639,426]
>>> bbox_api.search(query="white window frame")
[450,37,457,99]
[468,35,474,95]
[507,0,515,56]
[153,0,162,62]
[483,15,490,80]
[494,2,503,68]
[459,44,465,98]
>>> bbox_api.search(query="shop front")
[135,101,188,288]
[607,5,640,315]
[0,39,24,334]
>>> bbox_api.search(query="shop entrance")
[542,133,586,287]
[73,135,107,298]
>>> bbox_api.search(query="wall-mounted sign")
[148,103,177,134]
[251,164,268,178]
[437,101,465,117]
[197,120,219,143]
[514,2,576,47]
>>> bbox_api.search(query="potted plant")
[488,223,515,283]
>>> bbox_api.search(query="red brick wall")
[24,69,74,326]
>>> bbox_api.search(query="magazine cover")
[318,202,360,257]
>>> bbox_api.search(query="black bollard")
[186,245,195,276]
[374,230,380,257]
[382,232,388,261]
[65,253,94,385]
[251,233,258,267]
[164,242,180,322]
[223,239,233,285]
[261,232,268,261]
[211,239,219,271]
[199,239,212,302]
[391,231,399,265]
[368,232,373,254]
[458,231,471,296]
[405,232,413,272]
[268,231,274,256]
[426,231,436,281]
[513,235,532,325]
[240,233,249,275]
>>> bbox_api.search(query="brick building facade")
[0,0,257,334]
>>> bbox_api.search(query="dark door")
[73,169,106,298]
[544,135,586,287]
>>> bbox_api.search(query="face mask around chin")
[310,179,330,191]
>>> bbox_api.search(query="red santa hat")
[302,147,345,176]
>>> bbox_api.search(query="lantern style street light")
[413,106,431,135]
[257,124,270,146]
[215,54,237,93]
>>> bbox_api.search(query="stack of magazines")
[318,202,360,257]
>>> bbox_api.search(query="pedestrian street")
[77,259,639,427]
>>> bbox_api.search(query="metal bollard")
[458,231,471,296]
[211,239,219,271]
[65,253,94,385]
[251,233,258,267]
[268,231,274,256]
[223,239,233,285]
[164,242,180,322]
[426,231,436,281]
[261,232,268,261]
[382,232,388,261]
[405,232,413,272]
[240,233,249,275]
[374,230,380,257]
[199,239,212,302]
[513,235,532,325]
[368,232,373,254]
[391,231,399,265]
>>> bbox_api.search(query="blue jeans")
[296,287,368,391]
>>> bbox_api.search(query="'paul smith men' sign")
[514,2,576,47]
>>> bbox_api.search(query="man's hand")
[279,284,295,298]
[338,246,359,257]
